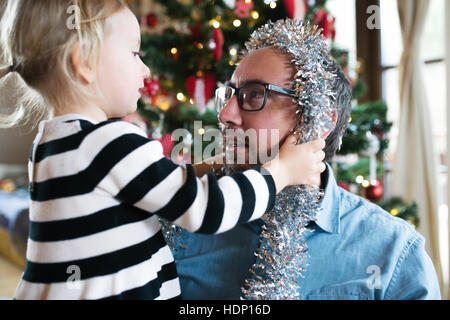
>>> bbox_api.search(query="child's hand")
[263,135,326,193]
[193,154,225,177]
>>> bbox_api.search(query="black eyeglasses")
[215,81,296,112]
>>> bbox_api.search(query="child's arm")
[79,121,324,235]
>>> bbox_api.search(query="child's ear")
[71,45,96,84]
[321,110,338,139]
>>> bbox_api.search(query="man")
[173,19,441,300]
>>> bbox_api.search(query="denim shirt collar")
[314,163,341,234]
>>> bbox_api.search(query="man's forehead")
[232,48,293,86]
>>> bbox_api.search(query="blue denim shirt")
[174,164,441,300]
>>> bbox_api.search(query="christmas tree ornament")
[142,13,158,28]
[224,0,237,9]
[191,7,202,21]
[142,77,160,99]
[313,7,334,39]
[185,74,216,114]
[159,133,175,158]
[241,19,338,300]
[284,0,309,20]
[212,28,224,61]
[337,181,349,191]
[189,21,203,40]
[365,179,384,202]
[234,0,254,18]
[154,93,172,111]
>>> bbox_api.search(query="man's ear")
[321,110,338,139]
[71,45,96,84]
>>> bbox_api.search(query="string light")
[269,1,277,9]
[251,11,259,19]
[159,100,170,111]
[176,92,187,102]
[210,19,220,29]
[362,180,370,188]
[229,48,237,56]
[391,208,399,216]
[356,175,364,184]
[170,47,178,55]
[233,19,242,27]
[198,128,205,135]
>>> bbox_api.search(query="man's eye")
[249,90,264,99]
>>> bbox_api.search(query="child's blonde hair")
[0,0,127,128]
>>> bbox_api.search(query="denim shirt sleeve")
[384,233,441,300]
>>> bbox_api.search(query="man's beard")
[220,126,280,175]
[221,128,263,175]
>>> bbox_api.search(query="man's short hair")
[324,63,352,161]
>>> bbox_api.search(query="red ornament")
[337,181,350,191]
[212,28,224,61]
[159,133,175,158]
[142,13,158,28]
[313,8,335,39]
[330,16,336,41]
[284,0,309,20]
[365,180,384,202]
[234,0,253,18]
[185,74,215,114]
[142,77,160,98]
[189,21,203,40]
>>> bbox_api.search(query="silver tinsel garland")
[241,19,338,300]
[160,217,183,252]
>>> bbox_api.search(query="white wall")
[446,0,450,300]
[0,76,37,165]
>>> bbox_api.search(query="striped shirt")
[14,113,276,300]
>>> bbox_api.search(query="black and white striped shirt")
[14,114,276,300]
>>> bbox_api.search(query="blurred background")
[0,0,449,300]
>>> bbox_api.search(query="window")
[327,0,357,80]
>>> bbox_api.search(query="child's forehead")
[106,8,141,41]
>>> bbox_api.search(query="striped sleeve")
[79,121,276,235]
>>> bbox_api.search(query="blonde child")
[0,0,325,300]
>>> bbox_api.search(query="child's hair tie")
[0,64,20,79]
[10,64,19,73]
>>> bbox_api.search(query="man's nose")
[218,95,243,128]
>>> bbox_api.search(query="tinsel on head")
[241,19,338,300]
[242,18,337,143]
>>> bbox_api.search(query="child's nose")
[142,62,151,79]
